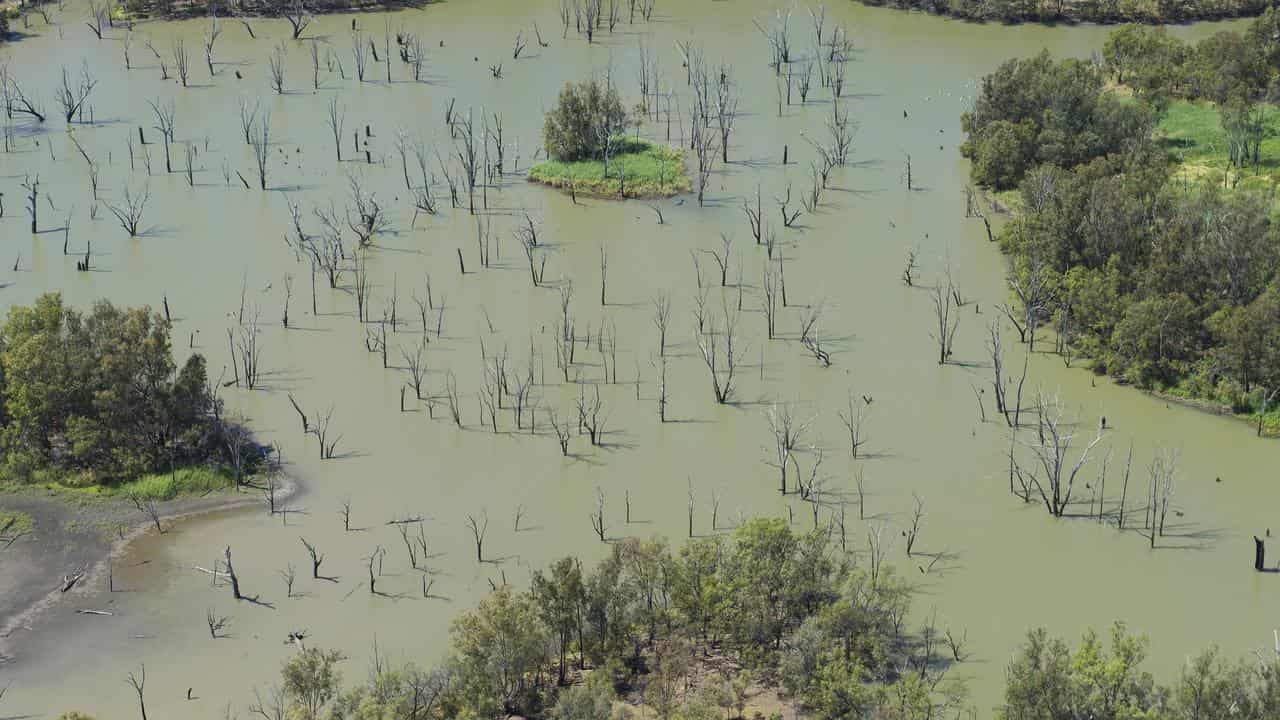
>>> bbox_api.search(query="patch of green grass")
[109,466,236,500]
[3,465,237,501]
[0,508,34,536]
[529,138,691,199]
[1157,101,1280,192]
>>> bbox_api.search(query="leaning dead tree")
[5,72,47,123]
[126,665,148,720]
[54,63,98,123]
[753,7,792,72]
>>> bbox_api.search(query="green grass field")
[1157,101,1280,192]
[529,138,691,199]
[2,465,237,501]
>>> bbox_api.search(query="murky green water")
[0,3,1269,716]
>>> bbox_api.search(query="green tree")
[531,556,587,684]
[281,647,346,720]
[450,585,550,717]
[543,79,628,161]
[549,671,616,720]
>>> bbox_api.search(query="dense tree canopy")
[960,51,1154,190]
[542,79,629,162]
[999,624,1280,719]
[315,520,962,720]
[0,293,220,483]
[965,20,1280,417]
[860,0,1269,24]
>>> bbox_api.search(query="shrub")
[543,79,628,162]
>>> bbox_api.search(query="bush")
[543,80,628,162]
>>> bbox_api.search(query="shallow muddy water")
[0,3,1271,716]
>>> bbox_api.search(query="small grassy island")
[529,138,690,199]
[530,78,691,200]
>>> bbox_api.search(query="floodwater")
[0,2,1270,716]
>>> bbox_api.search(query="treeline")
[961,18,1280,420]
[999,623,1280,719]
[859,0,1268,27]
[0,293,229,485]
[118,0,434,20]
[253,520,969,720]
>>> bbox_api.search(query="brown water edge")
[0,2,1270,718]
[0,474,302,663]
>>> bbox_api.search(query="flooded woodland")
[0,1,1273,716]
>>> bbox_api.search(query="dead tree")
[268,43,287,95]
[1149,449,1178,540]
[314,404,342,459]
[762,265,779,339]
[753,7,792,71]
[589,487,606,541]
[453,108,481,214]
[325,96,345,162]
[106,182,149,237]
[767,403,810,494]
[126,665,148,720]
[905,494,925,555]
[1000,257,1056,349]
[707,234,733,287]
[238,96,259,145]
[929,277,959,364]
[838,390,870,458]
[714,66,738,163]
[352,29,368,82]
[172,38,191,87]
[148,98,177,173]
[301,537,326,579]
[1019,392,1104,517]
[235,310,263,388]
[127,491,163,533]
[652,293,671,356]
[206,608,231,638]
[345,171,389,246]
[548,407,572,455]
[599,243,609,305]
[223,546,242,600]
[86,0,108,39]
[6,74,46,123]
[577,385,606,445]
[284,0,312,39]
[54,63,98,123]
[696,300,744,404]
[402,339,428,400]
[466,512,489,562]
[204,16,222,77]
[272,562,296,597]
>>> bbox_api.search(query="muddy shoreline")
[0,474,301,664]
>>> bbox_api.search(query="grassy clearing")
[1157,101,1280,192]
[2,465,237,501]
[0,508,34,535]
[529,138,691,199]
